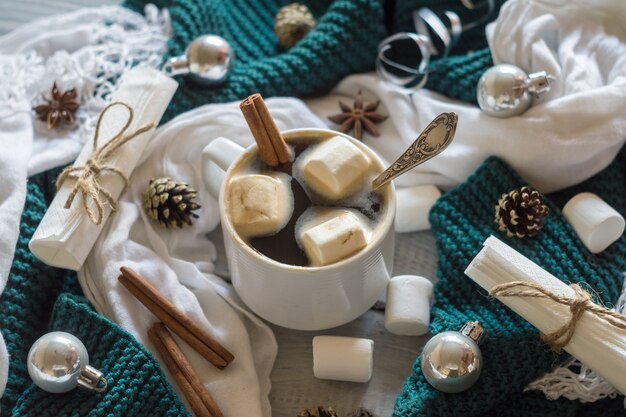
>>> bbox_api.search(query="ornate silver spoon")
[372,112,457,189]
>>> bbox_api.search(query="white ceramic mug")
[202,128,396,330]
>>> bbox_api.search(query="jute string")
[491,281,626,352]
[56,101,155,225]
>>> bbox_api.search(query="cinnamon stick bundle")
[240,93,291,166]
[148,322,224,417]
[118,266,234,369]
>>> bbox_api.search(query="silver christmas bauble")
[27,331,107,393]
[421,321,484,393]
[163,35,234,86]
[476,64,552,118]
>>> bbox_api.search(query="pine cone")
[275,3,316,49]
[495,186,549,238]
[143,177,201,228]
[297,406,338,417]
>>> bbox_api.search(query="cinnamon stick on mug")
[118,266,234,369]
[240,93,291,166]
[148,322,224,417]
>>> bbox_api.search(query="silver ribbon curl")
[376,0,495,92]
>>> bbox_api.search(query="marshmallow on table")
[301,136,370,200]
[228,173,293,238]
[395,185,441,233]
[385,275,434,336]
[562,192,625,253]
[299,210,368,266]
[313,336,374,383]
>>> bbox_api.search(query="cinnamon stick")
[149,323,224,417]
[240,93,291,166]
[240,95,278,166]
[119,267,234,368]
[250,94,291,164]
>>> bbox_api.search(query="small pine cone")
[275,3,316,49]
[347,408,377,417]
[143,177,201,228]
[297,406,338,417]
[495,186,549,238]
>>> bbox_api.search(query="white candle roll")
[29,69,177,270]
[465,236,626,395]
[394,185,441,233]
[312,336,374,383]
[562,192,625,253]
[385,275,434,336]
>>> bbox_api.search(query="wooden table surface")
[0,2,438,416]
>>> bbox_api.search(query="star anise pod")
[327,90,388,140]
[33,82,80,129]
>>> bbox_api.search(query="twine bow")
[491,281,626,352]
[56,102,155,225]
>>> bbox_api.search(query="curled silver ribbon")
[376,0,495,92]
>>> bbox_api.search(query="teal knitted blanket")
[394,148,626,417]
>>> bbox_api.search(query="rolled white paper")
[29,69,177,270]
[385,275,434,336]
[394,185,441,233]
[465,235,626,395]
[562,192,625,253]
[312,336,374,383]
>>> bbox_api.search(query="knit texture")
[0,170,189,417]
[124,0,387,123]
[393,147,626,417]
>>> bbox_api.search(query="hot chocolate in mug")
[202,128,395,330]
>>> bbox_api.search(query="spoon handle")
[372,112,457,190]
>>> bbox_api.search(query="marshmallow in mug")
[296,208,370,266]
[313,336,374,383]
[300,135,371,200]
[562,192,625,253]
[228,173,294,238]
[385,275,434,336]
[395,185,441,233]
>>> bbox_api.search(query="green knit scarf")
[394,147,626,417]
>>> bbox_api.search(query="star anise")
[33,82,80,129]
[327,90,388,140]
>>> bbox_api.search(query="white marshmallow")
[562,192,625,254]
[301,136,370,200]
[312,336,374,383]
[298,210,368,266]
[395,185,441,233]
[385,275,434,336]
[228,173,293,238]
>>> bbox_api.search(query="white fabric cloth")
[0,5,169,176]
[0,67,32,401]
[307,0,626,194]
[79,98,327,417]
